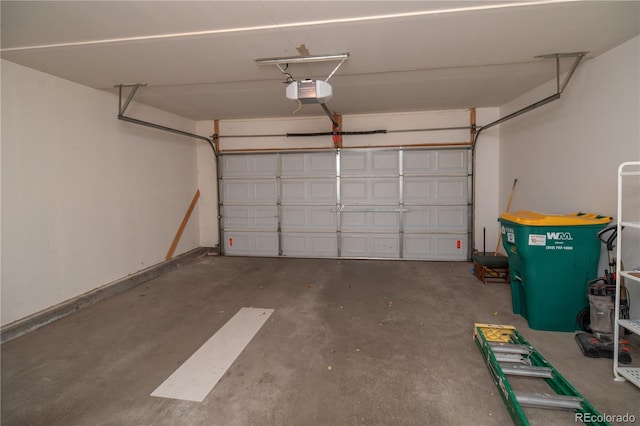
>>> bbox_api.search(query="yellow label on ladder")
[474,323,516,342]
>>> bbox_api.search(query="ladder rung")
[514,392,583,410]
[489,342,532,355]
[495,353,531,365]
[500,364,554,378]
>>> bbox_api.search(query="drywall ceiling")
[2,1,638,121]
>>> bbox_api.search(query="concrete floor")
[2,255,639,426]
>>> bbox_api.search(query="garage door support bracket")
[116,83,218,157]
[473,51,587,145]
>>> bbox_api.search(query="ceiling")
[2,1,639,122]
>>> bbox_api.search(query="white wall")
[1,60,202,326]
[473,108,501,254]
[196,108,501,253]
[498,36,640,314]
[499,36,639,219]
[195,121,218,248]
[214,109,473,150]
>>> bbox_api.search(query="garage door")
[219,147,471,261]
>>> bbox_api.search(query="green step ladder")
[474,323,610,426]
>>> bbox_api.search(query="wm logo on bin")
[546,232,573,241]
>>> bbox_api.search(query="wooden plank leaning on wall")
[166,189,201,260]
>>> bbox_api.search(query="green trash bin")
[498,211,611,332]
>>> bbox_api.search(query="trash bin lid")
[499,210,611,226]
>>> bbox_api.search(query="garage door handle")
[331,205,411,213]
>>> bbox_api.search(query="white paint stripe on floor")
[151,307,274,402]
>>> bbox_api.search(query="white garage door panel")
[341,210,399,231]
[341,233,400,258]
[435,150,468,172]
[437,179,468,201]
[282,233,337,257]
[281,206,336,230]
[436,206,468,229]
[404,150,468,175]
[222,206,278,230]
[221,180,277,204]
[404,176,468,204]
[342,178,399,204]
[281,152,336,177]
[281,179,336,203]
[341,150,399,176]
[403,234,468,260]
[404,206,468,231]
[220,148,471,261]
[222,154,277,177]
[223,231,279,256]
